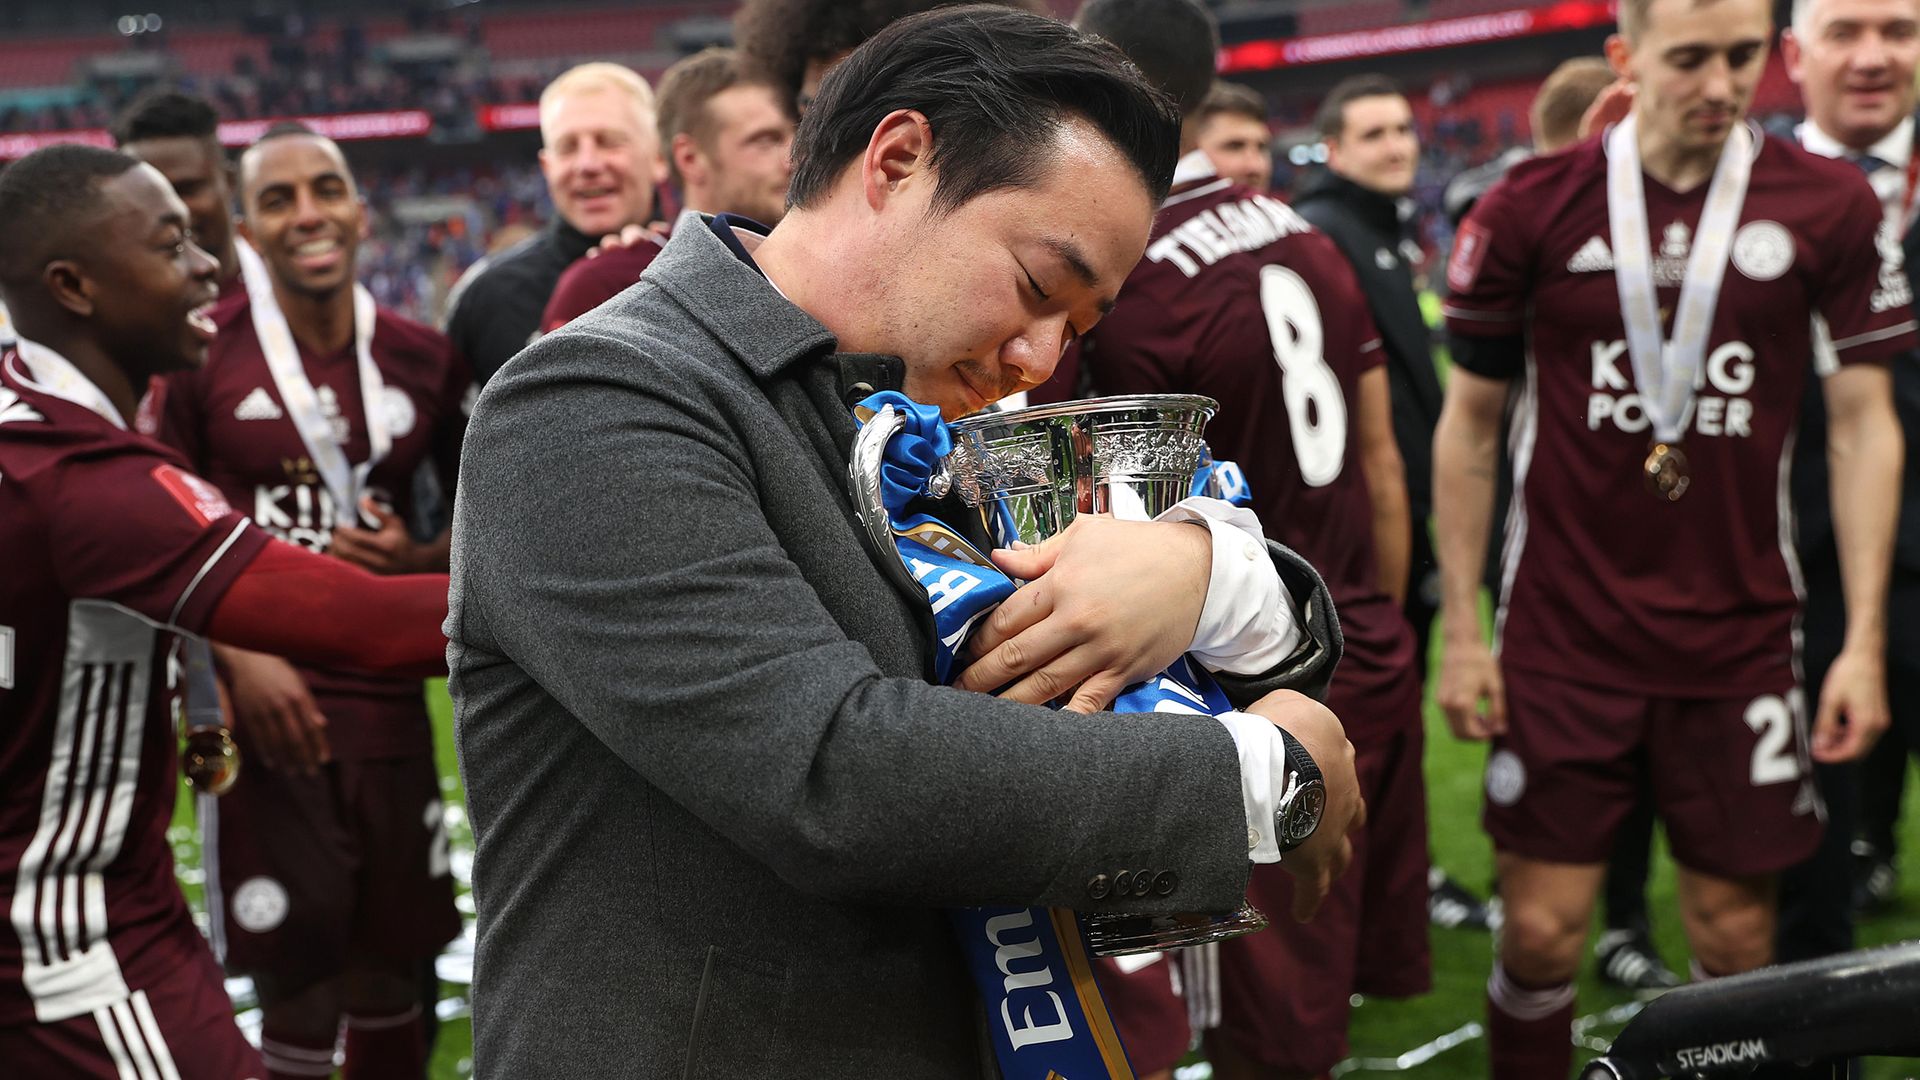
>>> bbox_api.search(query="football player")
[1437,0,1910,1075]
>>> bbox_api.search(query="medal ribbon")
[1607,115,1754,446]
[238,241,390,526]
[853,391,1244,1080]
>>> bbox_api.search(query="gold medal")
[181,725,241,796]
[1643,441,1691,502]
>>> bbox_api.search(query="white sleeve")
[1154,496,1301,675]
[1214,710,1287,864]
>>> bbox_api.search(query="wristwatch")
[1273,728,1326,853]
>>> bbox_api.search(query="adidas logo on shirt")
[234,387,284,421]
[1567,236,1615,274]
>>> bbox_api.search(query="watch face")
[1284,783,1326,846]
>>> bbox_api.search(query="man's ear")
[1781,29,1806,85]
[861,109,934,212]
[671,134,702,191]
[44,260,94,319]
[1604,33,1633,80]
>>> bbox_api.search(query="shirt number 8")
[1259,264,1347,488]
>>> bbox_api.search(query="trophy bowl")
[939,394,1220,548]
[853,394,1269,956]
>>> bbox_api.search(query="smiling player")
[150,127,466,1080]
[0,144,450,1080]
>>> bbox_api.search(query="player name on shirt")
[1144,190,1314,278]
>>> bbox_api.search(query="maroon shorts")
[207,745,460,992]
[1093,955,1190,1075]
[1485,666,1824,878]
[1211,713,1434,1075]
[0,945,263,1079]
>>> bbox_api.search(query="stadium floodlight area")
[1580,942,1920,1079]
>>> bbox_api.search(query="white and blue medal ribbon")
[852,390,1243,1080]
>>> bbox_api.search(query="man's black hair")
[733,0,1048,116]
[1072,0,1219,119]
[0,144,141,293]
[786,4,1181,216]
[111,89,221,147]
[1315,74,1403,141]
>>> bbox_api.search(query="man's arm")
[1432,358,1511,740]
[207,539,448,678]
[1356,366,1410,605]
[1814,361,1903,761]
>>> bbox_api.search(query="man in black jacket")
[444,62,666,386]
[1295,77,1493,931]
[1294,75,1443,676]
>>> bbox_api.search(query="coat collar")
[649,211,904,401]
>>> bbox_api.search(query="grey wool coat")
[446,216,1344,1079]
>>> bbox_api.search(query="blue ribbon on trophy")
[848,390,1265,1080]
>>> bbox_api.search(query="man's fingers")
[1290,865,1331,922]
[992,646,1101,707]
[359,495,402,529]
[962,580,1053,665]
[1061,671,1126,715]
[1809,689,1844,757]
[988,529,1070,582]
[955,603,1067,694]
[297,697,332,770]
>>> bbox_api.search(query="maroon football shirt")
[540,235,666,334]
[1445,127,1918,695]
[0,350,269,1025]
[1035,160,1414,735]
[153,300,467,758]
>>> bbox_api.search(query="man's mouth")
[291,237,344,271]
[186,301,217,341]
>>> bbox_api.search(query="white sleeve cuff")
[1215,710,1284,864]
[1155,496,1301,675]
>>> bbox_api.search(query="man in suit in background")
[1780,0,1920,965]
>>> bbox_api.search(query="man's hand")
[1249,690,1363,922]
[217,645,329,775]
[1438,635,1506,740]
[1812,647,1890,762]
[588,221,670,257]
[332,496,447,575]
[954,516,1209,713]
[1578,79,1634,142]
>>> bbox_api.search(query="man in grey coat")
[447,8,1361,1076]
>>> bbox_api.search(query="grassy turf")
[176,661,1920,1080]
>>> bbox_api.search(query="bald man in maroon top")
[0,146,447,1080]
[1438,0,1911,1074]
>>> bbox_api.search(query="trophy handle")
[848,404,929,600]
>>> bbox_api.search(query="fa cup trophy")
[850,393,1268,956]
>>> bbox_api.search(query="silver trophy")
[850,394,1269,955]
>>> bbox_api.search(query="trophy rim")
[949,394,1219,434]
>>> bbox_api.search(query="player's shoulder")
[0,368,169,484]
[558,238,663,298]
[1486,136,1600,207]
[1756,128,1867,183]
[445,234,542,319]
[1753,130,1881,219]
[375,305,455,358]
